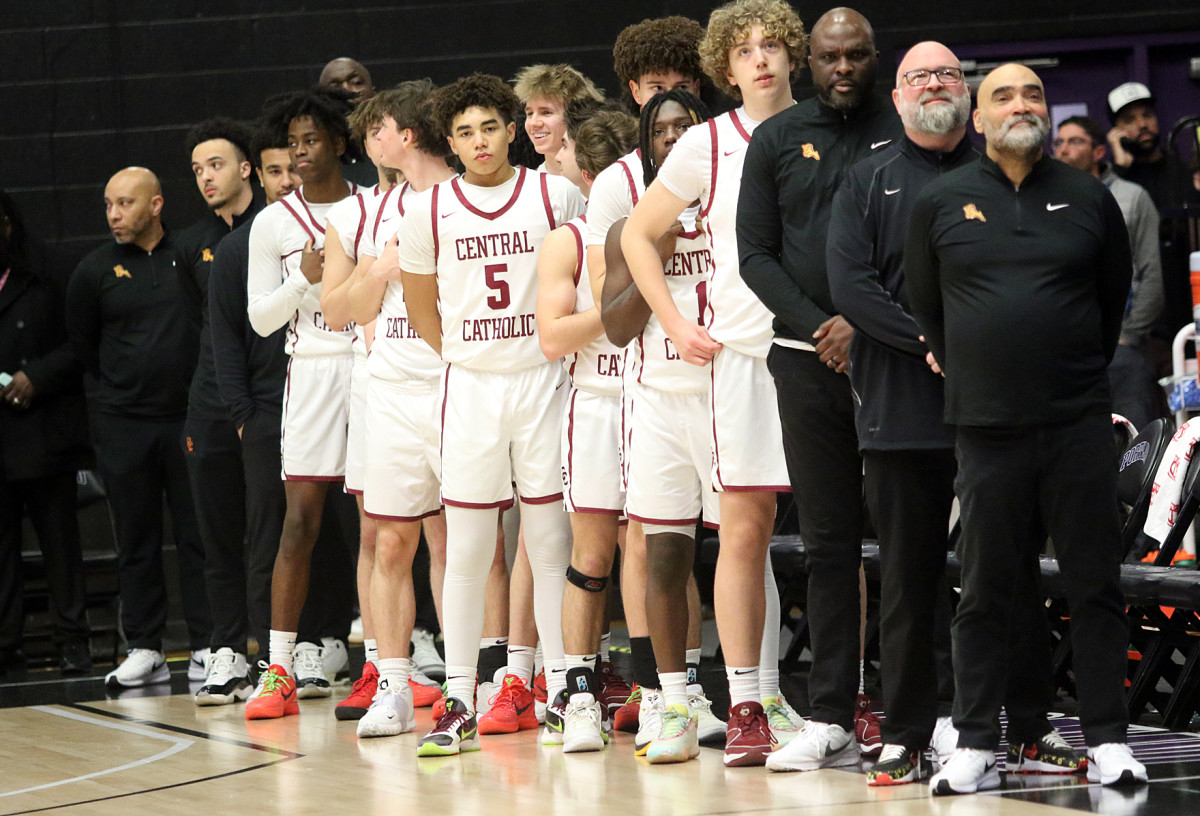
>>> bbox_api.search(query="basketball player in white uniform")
[622,0,808,766]
[397,74,585,756]
[535,108,639,753]
[244,89,360,719]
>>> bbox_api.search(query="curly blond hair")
[699,0,807,99]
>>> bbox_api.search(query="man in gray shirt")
[1055,115,1163,429]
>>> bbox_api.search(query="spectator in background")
[1056,115,1164,429]
[65,167,212,689]
[320,58,375,101]
[0,189,92,677]
[1107,82,1200,357]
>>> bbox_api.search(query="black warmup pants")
[953,413,1130,749]
[91,412,211,651]
[864,449,1057,750]
[184,416,249,654]
[0,472,90,650]
[767,345,863,731]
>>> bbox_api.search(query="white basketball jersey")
[632,208,713,392]
[657,108,774,357]
[367,183,444,382]
[398,166,586,372]
[246,183,360,357]
[585,148,644,249]
[561,216,621,396]
[327,186,380,361]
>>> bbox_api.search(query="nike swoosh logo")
[871,140,892,149]
[727,751,748,761]
[733,668,755,675]
[462,726,477,739]
[723,149,740,157]
[441,212,454,218]
[281,687,295,701]
[1046,203,1069,211]
[884,188,901,196]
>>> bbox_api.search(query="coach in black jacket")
[828,44,1076,785]
[906,64,1144,793]
[737,8,901,764]
[0,190,91,673]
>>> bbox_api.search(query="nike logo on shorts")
[1046,203,1070,211]
[885,188,901,196]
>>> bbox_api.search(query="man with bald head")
[66,167,212,689]
[319,58,374,100]
[829,43,1083,785]
[906,64,1147,793]
[738,6,902,772]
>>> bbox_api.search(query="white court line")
[0,706,194,798]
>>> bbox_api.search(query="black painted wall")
[3,1,1199,256]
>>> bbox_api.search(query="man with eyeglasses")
[737,7,902,771]
[906,63,1146,795]
[1055,116,1163,430]
[828,42,1085,786]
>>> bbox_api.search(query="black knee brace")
[566,564,608,593]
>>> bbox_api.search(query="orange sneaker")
[477,674,538,734]
[598,661,633,716]
[410,677,442,708]
[335,661,378,721]
[245,664,299,720]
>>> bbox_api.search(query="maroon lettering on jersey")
[665,247,714,277]
[385,316,421,339]
[461,313,537,342]
[664,339,680,360]
[595,353,621,378]
[454,230,536,262]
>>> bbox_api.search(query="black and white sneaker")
[929,748,1001,796]
[188,648,210,682]
[1007,729,1085,774]
[868,744,932,786]
[1086,743,1148,786]
[105,648,170,689]
[195,647,252,706]
[294,642,331,698]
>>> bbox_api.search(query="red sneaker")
[245,664,300,720]
[854,694,883,757]
[598,661,633,715]
[410,677,442,708]
[335,661,378,720]
[613,683,642,733]
[724,702,771,767]
[477,674,539,734]
[432,696,447,720]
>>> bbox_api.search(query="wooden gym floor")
[3,659,1200,816]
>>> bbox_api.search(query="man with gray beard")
[906,63,1147,795]
[829,42,1083,787]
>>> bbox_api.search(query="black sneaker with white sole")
[868,744,932,786]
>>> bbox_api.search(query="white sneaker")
[357,683,415,738]
[1086,743,1148,786]
[320,637,350,685]
[634,690,664,755]
[476,676,501,718]
[188,648,210,682]
[930,716,959,768]
[562,692,607,753]
[766,721,860,773]
[349,616,364,645]
[929,747,1001,795]
[687,685,726,744]
[763,695,803,748]
[294,642,330,698]
[646,703,700,764]
[195,648,252,706]
[105,648,170,689]
[411,628,446,681]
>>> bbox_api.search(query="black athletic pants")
[767,345,862,731]
[953,413,1130,748]
[91,412,211,651]
[0,472,90,650]
[184,416,249,654]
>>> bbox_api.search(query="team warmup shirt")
[364,182,444,382]
[246,183,360,355]
[630,208,713,393]
[561,215,621,396]
[656,107,771,357]
[326,185,382,359]
[905,154,1132,427]
[398,166,586,371]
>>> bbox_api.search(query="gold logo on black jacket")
[963,203,986,223]
[113,265,131,278]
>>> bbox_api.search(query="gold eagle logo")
[202,248,214,262]
[963,203,986,223]
[802,143,820,160]
[113,265,131,278]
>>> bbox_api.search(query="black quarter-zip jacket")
[905,154,1132,428]
[828,134,978,450]
[65,229,201,419]
[738,92,904,343]
[176,200,263,420]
